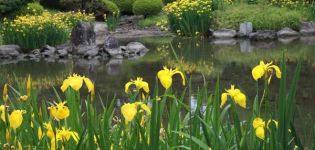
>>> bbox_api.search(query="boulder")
[249,30,276,40]
[121,42,149,56]
[0,45,20,57]
[277,27,299,38]
[104,48,123,57]
[104,35,119,49]
[26,49,40,59]
[71,21,96,46]
[56,49,68,58]
[71,21,96,55]
[84,49,99,57]
[213,29,237,38]
[300,21,315,35]
[239,22,253,37]
[41,45,56,57]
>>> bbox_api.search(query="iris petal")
[220,93,228,108]
[252,65,266,80]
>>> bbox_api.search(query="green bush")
[137,14,167,28]
[88,0,120,20]
[18,2,45,15]
[59,0,82,10]
[133,0,162,17]
[214,4,307,30]
[111,0,136,14]
[0,0,24,14]
[162,0,175,4]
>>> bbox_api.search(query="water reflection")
[0,36,314,117]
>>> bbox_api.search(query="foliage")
[0,11,94,51]
[214,3,306,30]
[162,0,176,4]
[133,0,163,17]
[105,11,120,31]
[89,0,120,20]
[111,0,136,14]
[18,2,45,16]
[0,55,312,149]
[163,0,212,36]
[59,0,82,10]
[137,14,168,30]
[0,0,25,14]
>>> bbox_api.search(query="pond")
[0,36,315,121]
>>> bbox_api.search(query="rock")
[71,21,96,55]
[71,21,96,46]
[84,49,99,57]
[239,22,253,37]
[211,39,237,45]
[41,45,56,57]
[26,49,41,59]
[213,29,237,38]
[121,42,149,56]
[208,28,214,37]
[104,36,119,49]
[300,21,315,35]
[0,45,21,57]
[104,48,123,57]
[249,30,276,40]
[57,49,68,58]
[277,27,299,38]
[75,45,99,55]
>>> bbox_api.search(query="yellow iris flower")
[56,127,79,143]
[252,117,278,140]
[157,66,185,89]
[3,83,8,103]
[44,122,55,139]
[121,103,137,124]
[125,77,150,93]
[220,85,246,108]
[0,105,6,122]
[19,95,28,101]
[60,74,94,96]
[121,102,151,124]
[9,110,26,129]
[48,101,70,121]
[252,61,281,83]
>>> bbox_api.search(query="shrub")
[87,0,120,20]
[1,11,94,52]
[133,0,163,17]
[0,0,24,14]
[18,2,45,15]
[137,14,167,28]
[163,0,212,36]
[111,0,136,14]
[214,4,306,30]
[162,0,175,4]
[59,0,82,10]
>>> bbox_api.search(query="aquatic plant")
[0,54,311,149]
[0,11,94,51]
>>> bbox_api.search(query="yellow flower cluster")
[163,0,212,19]
[2,11,94,35]
[156,19,169,31]
[270,0,308,7]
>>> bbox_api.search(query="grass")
[213,3,307,30]
[137,14,167,28]
[0,51,313,149]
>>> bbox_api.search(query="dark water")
[0,36,315,120]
